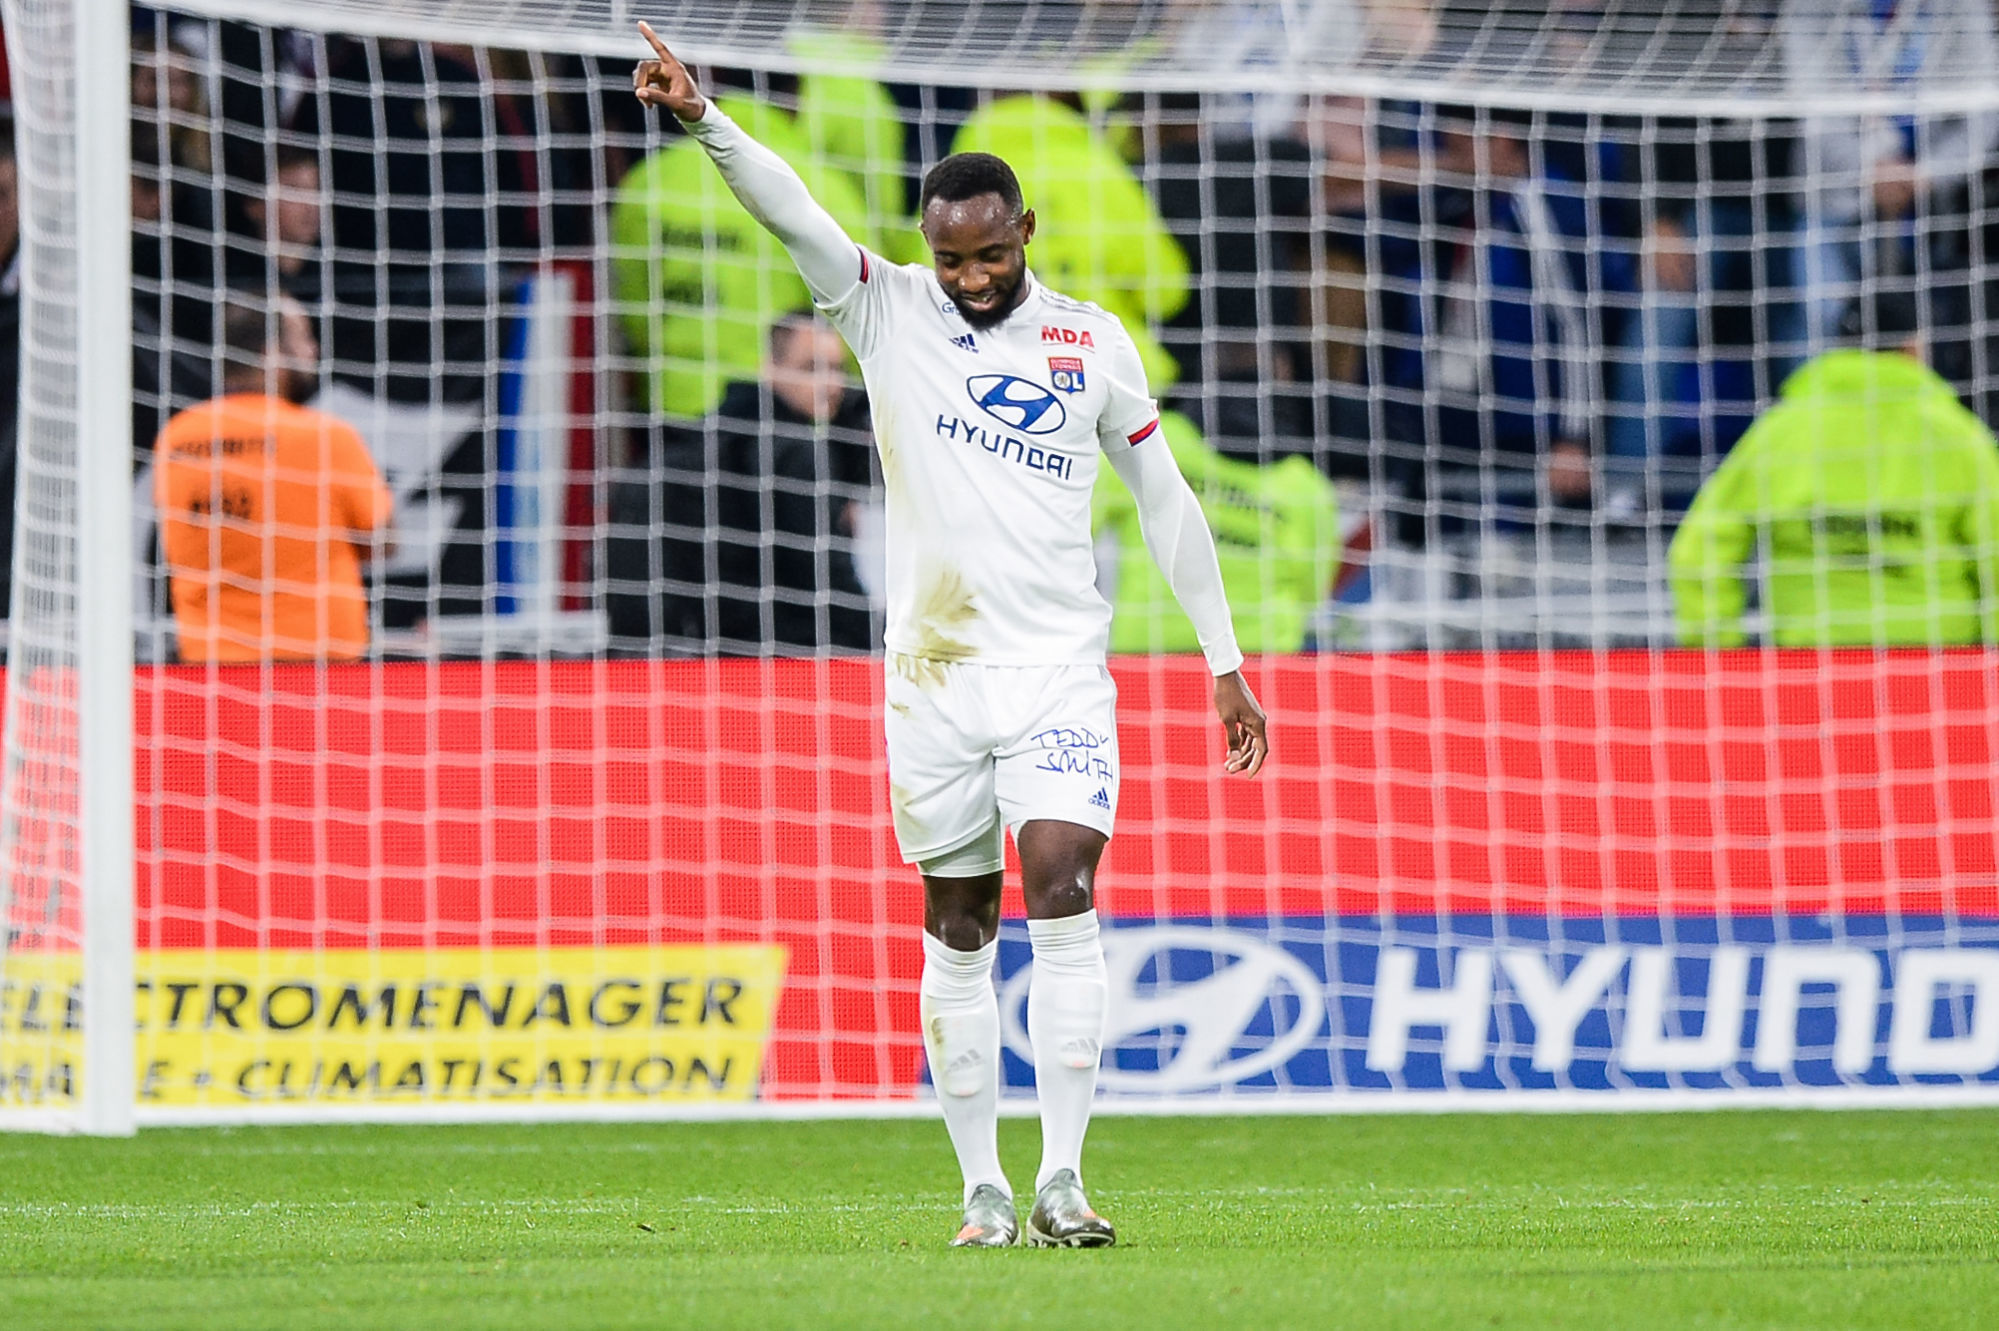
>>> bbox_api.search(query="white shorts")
[884,654,1120,866]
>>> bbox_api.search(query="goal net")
[5,0,1999,1130]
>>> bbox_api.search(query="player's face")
[922,195,1035,331]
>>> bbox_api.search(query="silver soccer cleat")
[950,1183,1019,1248]
[1024,1169,1116,1248]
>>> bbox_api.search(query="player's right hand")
[634,21,708,122]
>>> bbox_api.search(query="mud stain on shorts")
[889,782,919,840]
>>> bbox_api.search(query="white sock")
[1026,910,1108,1192]
[919,931,1008,1202]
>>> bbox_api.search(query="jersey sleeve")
[1094,319,1161,453]
[682,102,871,315]
[1101,414,1245,676]
[814,249,911,362]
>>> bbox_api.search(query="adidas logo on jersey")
[1089,787,1111,810]
[949,332,978,353]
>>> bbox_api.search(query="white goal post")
[0,0,133,1134]
[5,1,1999,1133]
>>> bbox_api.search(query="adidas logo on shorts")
[1089,787,1111,810]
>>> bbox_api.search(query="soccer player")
[635,24,1268,1249]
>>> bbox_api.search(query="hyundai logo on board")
[1000,926,1325,1092]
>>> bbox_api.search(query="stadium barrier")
[6,652,1998,1119]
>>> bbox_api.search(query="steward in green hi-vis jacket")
[1094,411,1340,653]
[787,27,927,267]
[1668,347,1999,646]
[951,94,1190,394]
[610,96,877,420]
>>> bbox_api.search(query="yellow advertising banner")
[0,944,787,1109]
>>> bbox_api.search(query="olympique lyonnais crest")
[1048,356,1086,394]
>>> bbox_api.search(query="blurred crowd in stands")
[1,2,1998,655]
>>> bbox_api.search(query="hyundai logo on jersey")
[1048,356,1085,393]
[935,414,1075,480]
[966,374,1067,436]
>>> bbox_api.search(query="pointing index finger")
[637,20,673,62]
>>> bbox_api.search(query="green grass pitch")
[2,1109,1994,1329]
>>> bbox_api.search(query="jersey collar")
[1010,269,1045,322]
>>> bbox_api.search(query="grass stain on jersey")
[891,654,945,691]
[874,406,904,501]
[901,566,980,687]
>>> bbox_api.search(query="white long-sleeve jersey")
[684,102,1243,675]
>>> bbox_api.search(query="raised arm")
[634,22,864,305]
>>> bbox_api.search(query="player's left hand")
[1214,670,1268,777]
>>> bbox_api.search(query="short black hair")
[918,152,1023,218]
[1837,289,1923,349]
